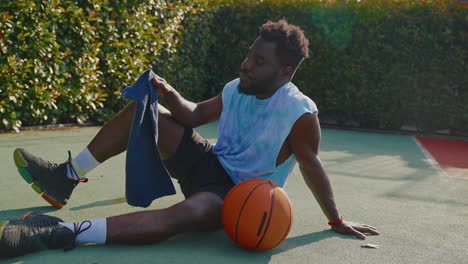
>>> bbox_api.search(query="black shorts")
[163,127,235,200]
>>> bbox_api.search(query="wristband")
[328,216,344,226]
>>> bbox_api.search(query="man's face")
[239,37,286,98]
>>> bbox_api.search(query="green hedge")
[0,0,195,131]
[1,0,467,135]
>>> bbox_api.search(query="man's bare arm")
[289,113,340,222]
[152,75,222,128]
[289,113,379,239]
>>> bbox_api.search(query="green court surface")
[1,123,467,264]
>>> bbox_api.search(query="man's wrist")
[159,88,171,96]
[328,216,344,226]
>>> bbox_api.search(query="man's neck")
[255,79,290,100]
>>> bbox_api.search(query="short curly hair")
[258,19,309,71]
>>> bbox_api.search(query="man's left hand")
[331,220,380,239]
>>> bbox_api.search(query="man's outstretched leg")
[106,192,223,244]
[0,192,223,258]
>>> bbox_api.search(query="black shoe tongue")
[47,225,75,250]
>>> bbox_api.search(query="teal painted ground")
[1,123,467,264]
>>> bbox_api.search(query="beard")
[238,71,278,96]
[238,80,261,95]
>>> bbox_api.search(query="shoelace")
[67,151,88,183]
[64,220,92,251]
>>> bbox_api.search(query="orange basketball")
[221,178,293,251]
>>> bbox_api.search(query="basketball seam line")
[256,212,268,236]
[255,182,275,249]
[235,182,269,243]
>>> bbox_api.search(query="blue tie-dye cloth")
[121,69,176,207]
[212,79,318,187]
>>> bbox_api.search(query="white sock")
[59,218,107,245]
[66,147,100,180]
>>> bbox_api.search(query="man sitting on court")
[0,19,379,258]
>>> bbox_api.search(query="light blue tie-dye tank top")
[212,78,318,187]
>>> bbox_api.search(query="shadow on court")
[69,197,128,211]
[0,206,59,220]
[0,225,360,264]
[319,128,468,207]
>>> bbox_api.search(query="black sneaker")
[0,213,75,258]
[13,148,87,208]
[20,211,64,224]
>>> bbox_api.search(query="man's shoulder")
[283,83,318,114]
[220,78,240,97]
[224,78,240,89]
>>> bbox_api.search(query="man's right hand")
[152,75,173,96]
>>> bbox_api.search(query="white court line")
[412,136,450,178]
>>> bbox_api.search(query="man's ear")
[281,65,294,79]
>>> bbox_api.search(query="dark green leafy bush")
[1,0,466,135]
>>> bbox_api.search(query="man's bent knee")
[171,192,223,232]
